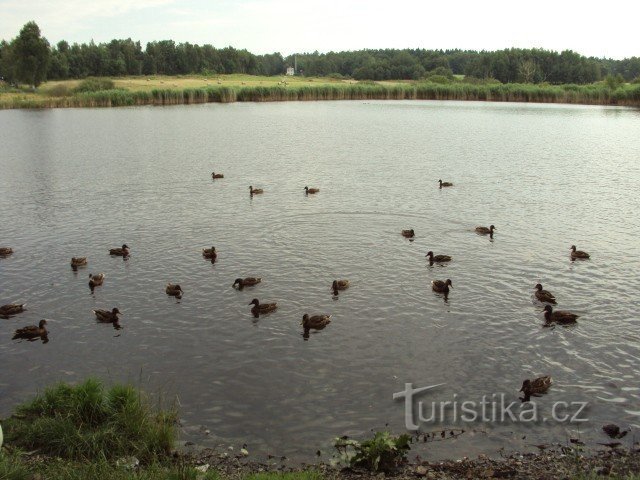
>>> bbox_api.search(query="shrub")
[334,431,411,472]
[73,78,116,93]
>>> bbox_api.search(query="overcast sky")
[1,0,638,59]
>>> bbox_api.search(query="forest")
[1,22,639,88]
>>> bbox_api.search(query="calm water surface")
[1,100,639,461]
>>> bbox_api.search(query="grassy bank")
[1,379,640,479]
[1,75,639,109]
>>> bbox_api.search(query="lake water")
[1,100,639,462]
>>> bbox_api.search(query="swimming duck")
[202,246,217,262]
[534,284,556,304]
[543,305,578,324]
[12,319,47,340]
[475,225,496,235]
[304,186,320,194]
[332,280,350,295]
[249,186,264,194]
[88,273,105,292]
[71,257,87,270]
[249,298,277,316]
[602,424,628,439]
[0,247,14,256]
[570,245,590,259]
[211,172,224,179]
[426,251,452,263]
[93,307,121,323]
[0,303,26,317]
[166,284,183,298]
[520,376,552,397]
[302,313,332,331]
[438,179,453,188]
[233,277,262,289]
[431,279,452,294]
[401,229,415,238]
[109,244,130,256]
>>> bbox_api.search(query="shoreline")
[3,443,639,479]
[1,78,639,110]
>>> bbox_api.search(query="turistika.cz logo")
[393,383,589,430]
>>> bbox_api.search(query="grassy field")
[1,75,639,109]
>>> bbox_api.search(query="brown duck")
[109,244,130,256]
[304,186,320,194]
[438,179,453,188]
[233,277,262,289]
[0,247,13,257]
[88,273,105,293]
[543,305,578,324]
[166,284,183,298]
[520,376,552,399]
[332,280,350,295]
[13,319,47,340]
[202,246,217,262]
[570,245,590,259]
[249,298,277,316]
[534,284,556,304]
[302,313,332,331]
[0,303,26,317]
[93,308,121,323]
[211,172,224,179]
[426,251,452,263]
[401,229,415,238]
[475,225,496,235]
[249,186,264,194]
[71,257,88,270]
[431,279,452,294]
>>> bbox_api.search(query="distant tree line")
[1,22,639,88]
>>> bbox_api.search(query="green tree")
[13,21,50,87]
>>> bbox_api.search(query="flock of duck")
[0,176,592,395]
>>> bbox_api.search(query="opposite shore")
[1,75,640,109]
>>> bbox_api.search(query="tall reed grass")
[1,82,639,109]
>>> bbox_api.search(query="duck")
[438,179,453,188]
[570,245,590,259]
[332,280,350,295]
[534,284,556,304]
[0,303,26,317]
[302,313,332,331]
[0,247,14,257]
[109,244,130,256]
[211,172,224,179]
[401,229,415,238]
[543,305,578,324]
[233,277,262,289]
[202,246,217,262]
[71,257,87,270]
[249,298,277,316]
[12,319,47,340]
[93,307,121,323]
[520,376,552,398]
[249,186,264,194]
[166,284,183,298]
[475,225,496,235]
[431,279,452,294]
[602,424,629,439]
[425,251,452,263]
[304,186,320,194]
[88,273,105,293]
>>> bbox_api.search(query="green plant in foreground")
[334,431,411,472]
[2,378,177,463]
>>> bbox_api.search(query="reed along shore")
[2,81,640,109]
